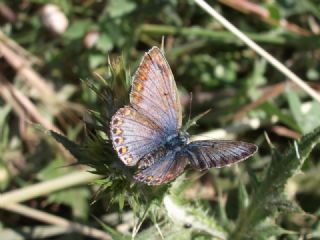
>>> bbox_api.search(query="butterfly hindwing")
[130,47,182,136]
[134,149,188,185]
[110,106,167,166]
[182,140,257,170]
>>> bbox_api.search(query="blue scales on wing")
[134,148,188,185]
[110,106,167,166]
[110,47,182,168]
[130,47,182,136]
[181,140,258,170]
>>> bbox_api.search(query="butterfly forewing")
[130,47,182,136]
[183,140,257,170]
[110,106,167,166]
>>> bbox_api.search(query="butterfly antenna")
[188,92,193,123]
[161,36,165,52]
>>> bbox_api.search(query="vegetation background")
[1,0,320,239]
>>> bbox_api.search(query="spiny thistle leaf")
[231,125,320,239]
[182,109,211,132]
[50,130,89,162]
[163,195,227,239]
[248,219,295,240]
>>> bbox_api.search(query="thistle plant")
[51,53,320,239]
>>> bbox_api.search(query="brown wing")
[130,47,182,136]
[183,140,257,170]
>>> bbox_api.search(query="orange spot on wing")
[114,137,124,144]
[134,82,144,92]
[112,128,122,135]
[118,146,128,155]
[140,74,147,81]
[123,108,131,116]
[112,118,122,126]
[125,155,133,164]
[131,92,142,103]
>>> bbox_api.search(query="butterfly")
[110,47,257,185]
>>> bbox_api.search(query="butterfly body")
[110,47,257,185]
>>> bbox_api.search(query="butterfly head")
[178,131,189,144]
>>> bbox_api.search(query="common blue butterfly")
[110,47,257,185]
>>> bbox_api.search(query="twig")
[0,37,55,100]
[0,171,101,206]
[0,74,61,134]
[194,0,320,103]
[2,203,111,240]
[0,79,26,117]
[0,30,42,65]
[234,82,286,120]
[0,74,74,161]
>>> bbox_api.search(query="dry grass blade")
[0,73,60,133]
[234,82,286,120]
[2,203,111,240]
[0,171,101,206]
[219,0,310,35]
[194,0,320,103]
[0,34,54,100]
[271,125,301,139]
[0,30,42,64]
[0,74,75,162]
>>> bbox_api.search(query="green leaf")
[93,215,129,240]
[48,187,90,219]
[118,193,125,210]
[286,88,304,132]
[163,195,226,239]
[89,51,107,69]
[96,33,113,52]
[37,157,69,180]
[286,89,320,134]
[267,4,281,21]
[260,102,300,131]
[37,157,90,219]
[231,126,320,239]
[64,20,92,39]
[107,0,137,18]
[250,219,295,240]
[238,179,249,211]
[49,131,89,162]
